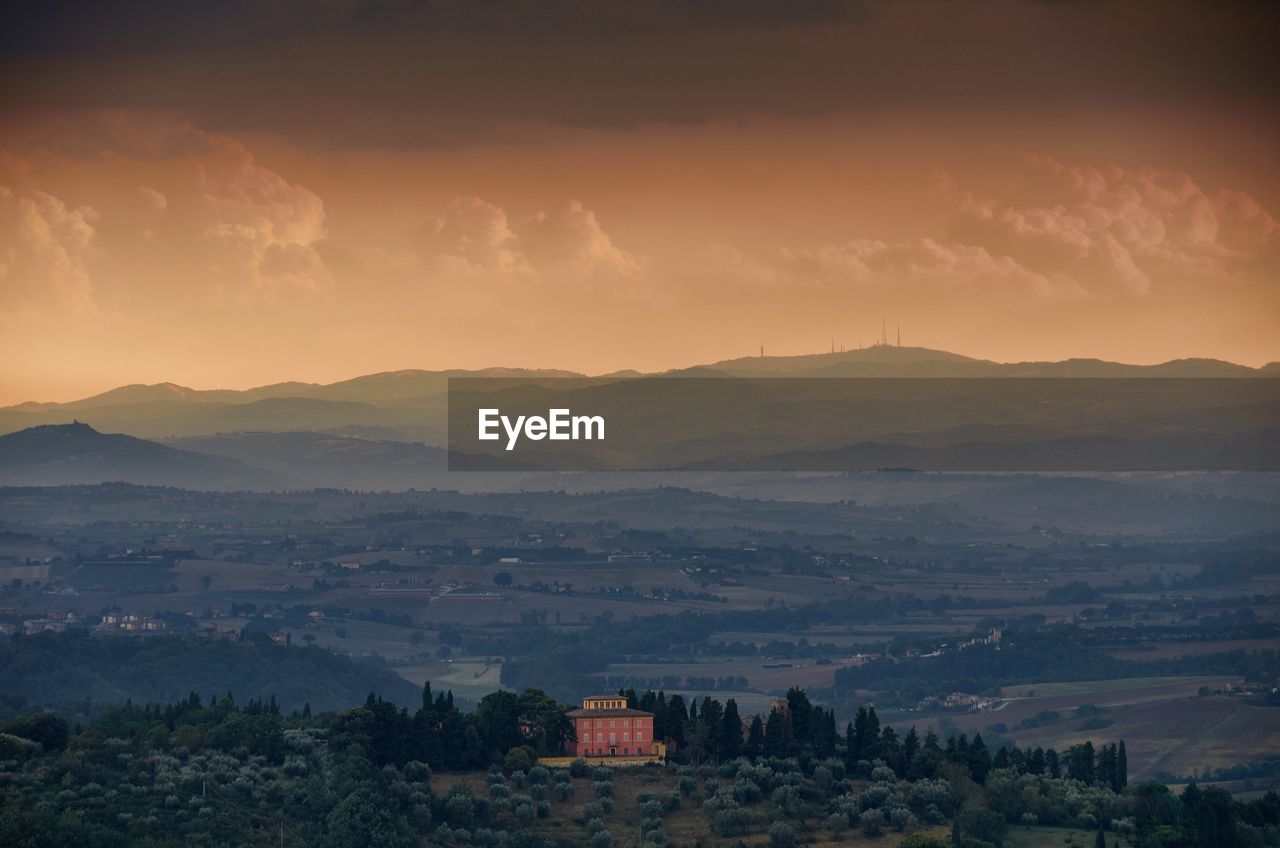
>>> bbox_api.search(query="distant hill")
[0,422,282,489]
[697,346,1262,378]
[171,431,450,490]
[0,349,1272,444]
[0,367,586,441]
[0,630,422,712]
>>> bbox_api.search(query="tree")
[768,822,796,848]
[1094,827,1106,848]
[968,733,991,784]
[493,572,513,587]
[322,787,416,848]
[764,710,787,758]
[902,726,920,770]
[746,715,764,760]
[475,690,522,755]
[719,699,742,761]
[957,808,1007,847]
[1,713,69,752]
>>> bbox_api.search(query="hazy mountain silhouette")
[0,422,284,489]
[0,349,1273,447]
[171,431,450,490]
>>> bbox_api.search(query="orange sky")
[1,1,1278,404]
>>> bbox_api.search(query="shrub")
[860,809,887,837]
[871,765,898,783]
[768,822,797,848]
[959,807,1009,846]
[403,761,432,783]
[505,748,531,775]
[711,806,750,837]
[899,835,952,848]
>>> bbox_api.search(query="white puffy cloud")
[726,156,1278,301]
[0,187,98,311]
[199,140,331,294]
[415,196,530,277]
[414,196,638,283]
[520,200,640,278]
[948,156,1279,296]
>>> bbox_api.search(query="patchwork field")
[927,676,1280,780]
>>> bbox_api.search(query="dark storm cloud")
[0,0,873,53]
[2,0,1276,148]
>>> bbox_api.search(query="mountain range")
[5,347,1277,442]
[1,347,1276,488]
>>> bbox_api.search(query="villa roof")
[566,707,653,718]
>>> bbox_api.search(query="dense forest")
[2,677,1278,847]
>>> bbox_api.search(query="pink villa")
[566,695,657,758]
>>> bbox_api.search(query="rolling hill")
[3,349,1273,444]
[0,422,283,489]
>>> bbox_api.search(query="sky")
[1,0,1278,404]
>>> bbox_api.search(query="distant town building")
[566,695,657,758]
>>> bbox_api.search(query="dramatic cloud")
[0,186,97,311]
[199,140,331,294]
[416,196,529,278]
[415,197,638,283]
[520,201,640,279]
[0,107,1276,403]
[739,157,1279,301]
[3,2,1276,148]
[949,156,1280,297]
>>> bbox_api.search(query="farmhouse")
[565,695,661,759]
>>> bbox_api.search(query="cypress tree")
[850,707,869,764]
[719,698,742,761]
[902,726,920,767]
[969,733,992,784]
[764,709,787,758]
[746,715,765,760]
